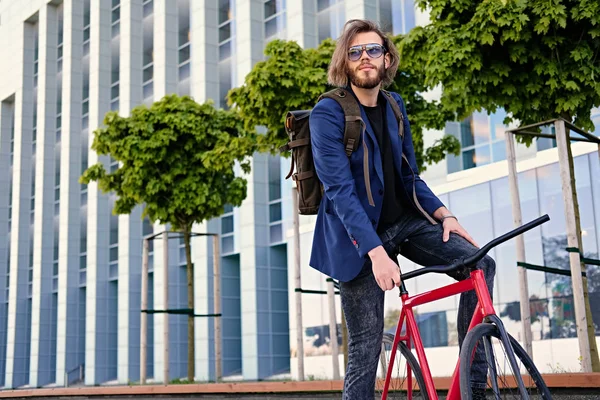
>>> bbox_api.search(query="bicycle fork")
[484,314,530,399]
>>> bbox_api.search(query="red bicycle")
[377,214,553,399]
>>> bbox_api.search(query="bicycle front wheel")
[375,333,429,399]
[459,323,552,399]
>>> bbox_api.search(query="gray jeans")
[339,211,496,399]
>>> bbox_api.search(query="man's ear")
[384,53,391,69]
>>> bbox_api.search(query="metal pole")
[327,280,340,380]
[213,235,222,382]
[163,231,170,383]
[140,238,149,384]
[292,186,305,380]
[504,131,533,358]
[554,119,592,372]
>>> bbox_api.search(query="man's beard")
[346,63,385,89]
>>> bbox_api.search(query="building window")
[391,0,416,35]
[177,0,190,96]
[143,0,154,104]
[218,0,234,109]
[264,0,285,40]
[268,155,282,244]
[446,110,508,173]
[317,0,345,42]
[221,204,235,255]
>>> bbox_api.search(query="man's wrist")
[433,206,455,221]
[368,245,386,260]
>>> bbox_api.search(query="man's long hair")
[327,19,400,88]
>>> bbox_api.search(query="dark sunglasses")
[347,43,386,61]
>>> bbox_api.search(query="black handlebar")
[400,214,550,281]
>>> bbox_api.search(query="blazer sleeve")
[309,98,383,258]
[392,92,445,217]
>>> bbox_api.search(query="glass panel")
[143,50,153,66]
[268,156,281,201]
[110,217,118,245]
[111,84,119,99]
[219,23,231,43]
[111,99,119,111]
[317,0,331,12]
[221,215,234,234]
[178,0,190,46]
[219,0,231,24]
[143,82,153,99]
[109,263,118,278]
[265,16,280,38]
[83,26,90,42]
[269,203,282,223]
[178,62,190,81]
[112,8,120,23]
[448,182,494,246]
[219,58,232,108]
[143,0,153,17]
[264,0,283,19]
[80,255,86,270]
[112,0,120,8]
[219,41,231,60]
[143,65,153,82]
[224,204,233,213]
[270,224,282,243]
[489,108,507,141]
[461,145,491,170]
[592,107,600,135]
[80,270,86,285]
[222,235,234,254]
[379,0,393,33]
[491,140,506,162]
[178,44,190,64]
[110,246,118,262]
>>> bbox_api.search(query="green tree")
[402,0,600,370]
[228,38,459,173]
[81,94,257,382]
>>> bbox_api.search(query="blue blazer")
[308,88,445,282]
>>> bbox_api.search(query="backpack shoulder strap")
[381,90,404,139]
[318,88,363,157]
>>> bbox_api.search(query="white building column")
[189,1,219,381]
[30,3,58,388]
[5,21,36,389]
[234,0,268,380]
[190,0,219,104]
[152,0,180,382]
[85,0,112,385]
[0,98,15,389]
[55,0,83,387]
[117,0,144,384]
[193,219,223,381]
[345,0,378,21]
[286,0,317,49]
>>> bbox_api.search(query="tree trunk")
[563,132,600,372]
[184,229,195,381]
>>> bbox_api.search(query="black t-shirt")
[363,94,410,234]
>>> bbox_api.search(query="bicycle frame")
[381,269,495,400]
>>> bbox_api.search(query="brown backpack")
[280,88,404,215]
